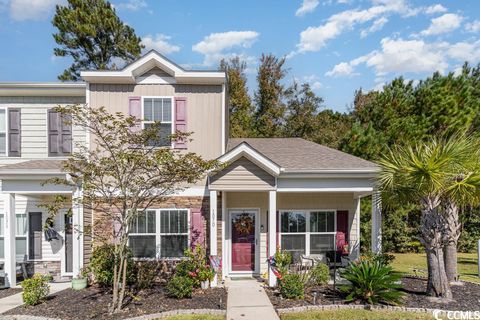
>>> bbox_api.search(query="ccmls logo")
[433,310,480,320]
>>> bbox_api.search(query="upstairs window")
[48,109,72,157]
[142,97,173,147]
[0,109,6,156]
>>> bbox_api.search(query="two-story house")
[0,51,381,288]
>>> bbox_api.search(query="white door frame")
[227,208,260,275]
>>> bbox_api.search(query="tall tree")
[52,0,143,81]
[220,57,255,138]
[254,54,287,137]
[313,110,352,149]
[283,82,323,140]
[48,105,217,313]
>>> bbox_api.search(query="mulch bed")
[3,285,227,319]
[266,276,480,311]
[0,287,22,299]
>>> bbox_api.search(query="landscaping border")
[276,304,464,317]
[124,309,227,320]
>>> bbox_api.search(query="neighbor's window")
[280,210,336,259]
[129,209,188,259]
[0,109,6,156]
[0,214,4,259]
[0,213,29,261]
[142,97,173,147]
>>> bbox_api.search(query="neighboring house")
[0,51,381,288]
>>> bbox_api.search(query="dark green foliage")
[174,244,209,287]
[52,0,143,81]
[279,274,306,299]
[274,249,292,275]
[459,206,480,252]
[135,261,158,289]
[340,261,404,305]
[166,276,194,299]
[361,252,396,266]
[21,274,50,306]
[90,244,135,286]
[309,263,330,286]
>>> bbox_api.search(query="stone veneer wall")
[26,261,62,279]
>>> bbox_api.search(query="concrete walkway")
[0,281,71,314]
[226,279,279,320]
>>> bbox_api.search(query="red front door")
[231,211,256,272]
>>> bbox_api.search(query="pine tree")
[52,0,143,81]
[254,54,287,137]
[220,57,254,138]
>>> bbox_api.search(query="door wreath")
[233,213,254,235]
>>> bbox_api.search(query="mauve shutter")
[8,108,21,157]
[48,109,60,156]
[174,97,187,149]
[190,208,205,248]
[129,97,142,132]
[29,212,43,260]
[61,114,72,154]
[336,211,349,253]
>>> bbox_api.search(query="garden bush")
[279,273,305,299]
[90,244,135,286]
[309,263,330,285]
[175,244,209,287]
[21,274,50,306]
[274,249,292,275]
[340,260,404,305]
[166,275,194,298]
[136,261,158,289]
[361,252,395,266]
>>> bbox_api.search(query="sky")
[0,0,479,112]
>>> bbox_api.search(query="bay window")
[280,210,336,259]
[129,209,189,259]
[142,97,173,147]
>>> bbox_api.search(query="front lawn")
[280,309,433,320]
[391,253,479,283]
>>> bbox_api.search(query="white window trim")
[0,107,8,157]
[279,209,337,256]
[129,208,190,260]
[141,96,175,148]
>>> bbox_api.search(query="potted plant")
[72,267,88,290]
[198,267,215,289]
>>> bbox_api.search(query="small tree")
[52,0,143,81]
[48,105,217,313]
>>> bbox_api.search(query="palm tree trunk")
[443,200,461,282]
[420,196,452,299]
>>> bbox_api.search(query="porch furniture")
[300,254,328,267]
[0,260,28,281]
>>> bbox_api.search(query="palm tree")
[377,135,480,299]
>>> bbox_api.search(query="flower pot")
[201,280,209,290]
[71,278,87,290]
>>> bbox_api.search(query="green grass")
[281,309,433,320]
[161,315,224,320]
[391,252,479,283]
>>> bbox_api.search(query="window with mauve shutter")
[8,108,21,157]
[48,109,72,157]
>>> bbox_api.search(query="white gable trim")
[216,142,282,176]
[80,50,225,85]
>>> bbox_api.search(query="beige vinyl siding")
[140,67,172,78]
[210,157,276,191]
[226,191,359,274]
[89,84,223,161]
[0,96,86,161]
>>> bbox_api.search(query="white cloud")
[360,16,388,38]
[116,0,147,11]
[142,34,180,55]
[420,13,463,36]
[192,31,259,66]
[302,75,323,90]
[295,0,319,17]
[424,4,447,15]
[294,0,415,53]
[326,37,480,79]
[466,20,480,33]
[10,0,63,21]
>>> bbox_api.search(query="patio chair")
[300,253,328,267]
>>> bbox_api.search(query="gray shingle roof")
[0,160,64,172]
[227,138,378,172]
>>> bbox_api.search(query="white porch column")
[371,191,382,254]
[4,193,16,287]
[209,190,218,287]
[352,196,361,260]
[268,190,277,287]
[221,191,227,280]
[72,184,83,277]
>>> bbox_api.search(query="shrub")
[310,263,330,286]
[274,249,292,275]
[340,260,404,305]
[166,275,194,299]
[90,244,135,286]
[136,261,158,289]
[361,252,395,266]
[198,266,215,282]
[279,274,305,299]
[21,274,50,306]
[175,244,208,287]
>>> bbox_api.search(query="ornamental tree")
[48,104,217,313]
